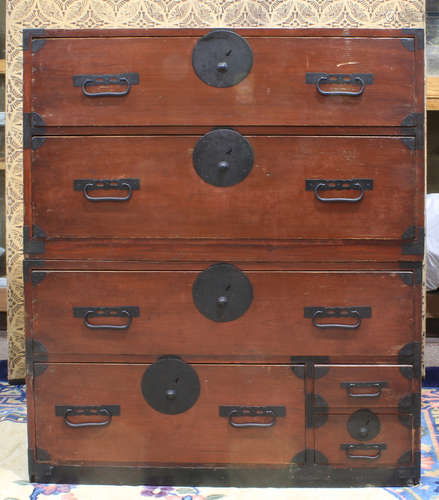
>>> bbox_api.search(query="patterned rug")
[1,381,439,500]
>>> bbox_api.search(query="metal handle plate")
[305,179,373,203]
[73,178,140,202]
[219,406,286,428]
[304,306,372,330]
[340,443,386,460]
[341,381,388,398]
[55,405,120,428]
[306,73,374,96]
[73,73,139,97]
[73,306,140,330]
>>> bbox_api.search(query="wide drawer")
[313,365,417,408]
[29,32,417,128]
[33,362,304,466]
[28,269,417,363]
[314,411,415,467]
[28,135,417,244]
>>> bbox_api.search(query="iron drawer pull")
[312,309,361,329]
[55,405,120,428]
[73,306,140,330]
[82,77,130,97]
[305,73,373,97]
[219,405,286,428]
[83,182,132,201]
[83,309,131,329]
[315,182,364,202]
[305,179,373,203]
[317,75,365,96]
[72,73,139,97]
[341,443,386,460]
[229,409,276,428]
[341,381,388,398]
[73,178,140,202]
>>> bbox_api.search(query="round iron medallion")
[192,30,253,88]
[347,409,380,441]
[192,263,253,322]
[193,129,254,187]
[141,357,200,415]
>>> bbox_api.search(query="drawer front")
[34,362,304,465]
[31,34,416,128]
[30,136,416,243]
[29,270,416,362]
[313,365,416,408]
[315,412,414,467]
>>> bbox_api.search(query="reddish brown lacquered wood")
[34,363,304,465]
[30,136,416,242]
[29,270,415,363]
[31,36,415,128]
[313,365,416,408]
[315,413,413,467]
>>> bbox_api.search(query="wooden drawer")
[28,135,417,245]
[314,411,415,467]
[33,362,304,466]
[28,269,417,363]
[28,31,417,128]
[313,365,417,408]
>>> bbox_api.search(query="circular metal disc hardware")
[192,30,253,88]
[141,357,200,415]
[192,263,253,322]
[347,409,380,441]
[193,129,254,187]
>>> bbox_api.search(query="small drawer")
[313,365,418,408]
[27,268,417,363]
[314,410,415,467]
[29,31,417,128]
[33,362,304,466]
[29,135,417,249]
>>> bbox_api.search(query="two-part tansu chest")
[23,28,424,487]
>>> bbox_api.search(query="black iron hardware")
[23,112,46,150]
[306,394,328,428]
[341,381,388,398]
[193,129,254,187]
[55,405,120,428]
[304,306,371,330]
[290,356,330,379]
[141,357,200,415]
[73,178,140,202]
[73,73,139,97]
[306,73,373,96]
[347,409,380,441]
[398,342,421,379]
[73,306,140,330]
[23,224,46,255]
[305,179,373,203]
[341,443,386,460]
[219,406,286,428]
[192,30,253,88]
[193,263,253,322]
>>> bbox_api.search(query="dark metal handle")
[82,77,130,97]
[317,75,365,96]
[83,309,131,330]
[305,179,373,203]
[84,182,132,201]
[74,178,140,202]
[229,409,276,428]
[312,309,361,329]
[341,381,388,398]
[341,443,386,460]
[64,407,111,427]
[315,182,364,202]
[73,73,139,97]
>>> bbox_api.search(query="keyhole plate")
[192,30,253,88]
[193,129,254,187]
[192,263,253,322]
[347,409,380,441]
[141,357,200,415]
